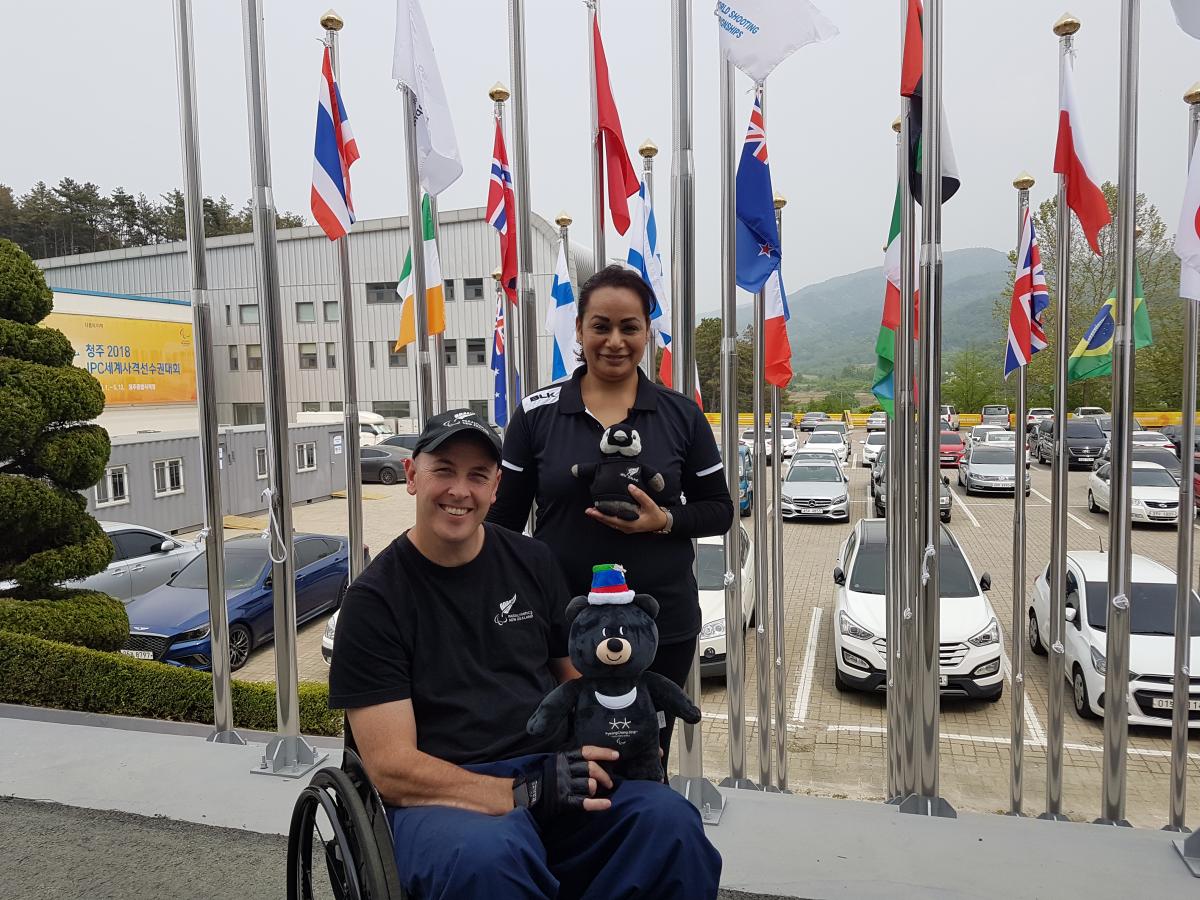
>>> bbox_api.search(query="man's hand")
[512,747,618,822]
[584,485,669,534]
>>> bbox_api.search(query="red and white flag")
[1053,48,1110,255]
[591,16,639,235]
[1176,137,1200,300]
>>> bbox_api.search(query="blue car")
[120,533,354,672]
[738,445,753,517]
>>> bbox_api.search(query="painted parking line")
[1030,488,1094,531]
[792,607,824,723]
[1002,650,1047,746]
[950,490,981,528]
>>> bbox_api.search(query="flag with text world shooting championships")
[487,117,517,304]
[1067,266,1152,382]
[395,193,445,347]
[311,46,360,241]
[1004,209,1050,377]
[1173,0,1200,39]
[393,0,462,195]
[901,0,960,205]
[715,0,838,83]
[1054,43,1110,255]
[592,15,639,235]
[1175,135,1200,300]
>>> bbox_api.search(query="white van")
[295,410,395,446]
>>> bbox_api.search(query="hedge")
[0,590,128,650]
[0,629,344,737]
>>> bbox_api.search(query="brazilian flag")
[1067,266,1152,382]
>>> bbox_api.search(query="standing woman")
[487,265,734,767]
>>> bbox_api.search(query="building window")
[389,344,408,368]
[373,401,411,420]
[443,339,458,367]
[366,282,399,304]
[298,342,318,369]
[246,344,263,371]
[296,442,317,473]
[228,345,239,371]
[323,301,339,322]
[466,338,487,366]
[153,458,184,497]
[224,305,231,326]
[238,303,260,325]
[301,401,321,412]
[328,401,343,412]
[233,403,266,426]
[468,400,489,421]
[326,342,337,369]
[368,342,376,368]
[296,301,316,323]
[255,447,268,480]
[95,465,129,508]
[444,279,456,301]
[465,278,485,300]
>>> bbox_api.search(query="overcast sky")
[5,1,1198,314]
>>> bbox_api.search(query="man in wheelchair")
[328,409,722,900]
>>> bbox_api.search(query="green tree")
[0,239,113,598]
[942,344,1006,413]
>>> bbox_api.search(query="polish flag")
[1053,49,1111,255]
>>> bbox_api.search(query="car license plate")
[800,509,823,515]
[1150,512,1175,519]
[941,455,954,462]
[1078,456,1093,462]
[120,649,154,660]
[1151,697,1200,711]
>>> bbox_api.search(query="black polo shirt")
[487,367,734,644]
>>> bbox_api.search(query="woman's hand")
[585,485,669,534]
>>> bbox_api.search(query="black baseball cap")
[413,409,503,462]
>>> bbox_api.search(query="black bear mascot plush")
[571,423,665,521]
[527,564,700,782]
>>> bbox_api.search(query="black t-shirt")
[328,523,570,765]
[487,367,734,644]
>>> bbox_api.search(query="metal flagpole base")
[1164,824,1192,834]
[897,794,957,819]
[1175,829,1200,876]
[1004,811,1028,818]
[1092,817,1133,828]
[1037,811,1071,822]
[719,777,762,791]
[669,775,725,824]
[207,729,247,746]
[252,735,328,778]
[884,795,905,806]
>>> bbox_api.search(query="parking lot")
[222,426,1199,826]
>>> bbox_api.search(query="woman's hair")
[576,264,654,323]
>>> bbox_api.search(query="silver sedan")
[957,446,1031,495]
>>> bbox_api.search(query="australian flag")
[735,87,781,293]
[491,291,519,427]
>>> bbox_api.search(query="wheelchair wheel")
[287,751,404,900]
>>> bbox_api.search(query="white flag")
[393,0,462,195]
[1177,138,1200,300]
[1173,0,1200,39]
[715,0,838,83]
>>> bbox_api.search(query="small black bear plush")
[527,564,700,782]
[571,423,665,521]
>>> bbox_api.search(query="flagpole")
[428,194,449,413]
[751,190,771,791]
[638,138,658,380]
[771,191,789,792]
[1041,11,1080,824]
[240,0,325,777]
[1098,0,1140,828]
[1009,172,1035,817]
[716,56,753,794]
[901,0,953,818]
[401,90,435,427]
[507,0,538,393]
[587,0,605,271]
[172,0,242,747]
[491,83,521,419]
[1168,82,1200,837]
[884,116,902,801]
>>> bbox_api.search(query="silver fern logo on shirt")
[494,594,533,625]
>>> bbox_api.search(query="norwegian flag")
[311,46,360,241]
[1004,209,1050,377]
[487,118,518,303]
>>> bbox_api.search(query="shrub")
[0,238,53,325]
[0,629,344,737]
[0,590,128,651]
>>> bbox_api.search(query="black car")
[799,412,830,432]
[1033,418,1106,468]
[874,466,951,522]
[379,433,420,451]
[1159,424,1200,457]
[1091,446,1185,485]
[360,445,411,484]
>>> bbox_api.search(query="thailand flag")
[311,46,359,241]
[491,291,519,427]
[487,118,518,303]
[546,243,581,382]
[1054,46,1110,255]
[735,88,781,293]
[1004,209,1050,378]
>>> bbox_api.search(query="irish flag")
[1054,43,1110,255]
[395,192,446,348]
[871,184,903,415]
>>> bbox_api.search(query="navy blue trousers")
[386,754,722,900]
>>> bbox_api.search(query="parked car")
[780,458,849,521]
[777,427,799,461]
[1072,406,1107,419]
[379,433,420,452]
[865,411,888,432]
[121,532,357,671]
[738,445,753,517]
[1081,414,1143,442]
[792,448,845,472]
[1159,424,1200,456]
[777,412,795,429]
[740,427,793,465]
[982,429,1031,466]
[296,410,394,446]
[1028,551,1200,726]
[1087,461,1180,524]
[1131,430,1174,451]
[870,447,888,498]
[799,412,830,432]
[969,424,1004,445]
[875,467,951,522]
[1026,407,1054,431]
[940,405,960,431]
[813,422,849,438]
[359,445,411,485]
[803,429,850,464]
[1092,446,1186,485]
[980,404,1011,428]
[695,528,756,675]
[1034,418,1107,467]
[957,446,1031,495]
[860,431,886,467]
[832,520,1001,699]
[939,431,966,467]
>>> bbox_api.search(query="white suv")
[940,405,960,431]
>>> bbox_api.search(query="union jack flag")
[745,91,768,163]
[486,118,518,303]
[310,46,359,241]
[1004,209,1050,377]
[491,290,518,427]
